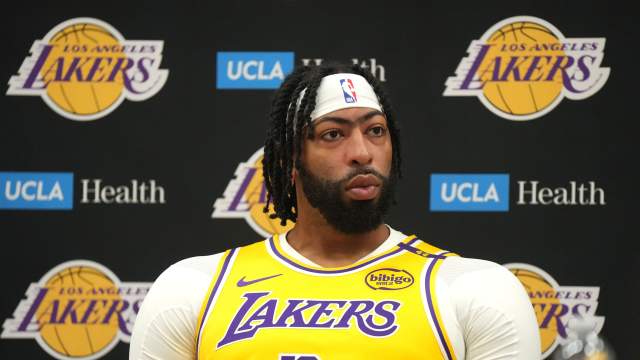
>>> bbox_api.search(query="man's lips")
[345,174,381,200]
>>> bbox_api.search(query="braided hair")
[262,62,402,225]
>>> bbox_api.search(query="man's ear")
[291,167,298,183]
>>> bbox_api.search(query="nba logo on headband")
[302,74,382,121]
[339,79,357,103]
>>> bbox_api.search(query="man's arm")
[440,258,541,359]
[129,254,223,360]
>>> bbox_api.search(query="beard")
[297,164,396,234]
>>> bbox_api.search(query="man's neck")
[286,213,390,268]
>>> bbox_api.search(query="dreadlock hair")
[262,62,402,226]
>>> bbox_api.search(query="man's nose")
[346,131,373,166]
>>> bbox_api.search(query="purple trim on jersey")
[268,236,419,274]
[424,254,454,360]
[396,242,449,259]
[196,247,237,359]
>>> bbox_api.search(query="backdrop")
[1,1,637,359]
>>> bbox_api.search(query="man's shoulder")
[163,237,272,277]
[438,255,516,282]
[165,253,224,278]
[388,226,455,255]
[436,256,540,356]
[146,253,226,302]
[437,255,527,305]
[391,230,508,275]
[442,255,507,267]
[235,236,273,251]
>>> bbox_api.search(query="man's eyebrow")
[313,110,384,126]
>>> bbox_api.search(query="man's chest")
[196,239,456,360]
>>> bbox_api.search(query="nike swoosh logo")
[237,274,283,287]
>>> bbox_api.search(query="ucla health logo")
[430,174,509,212]
[0,172,73,210]
[217,52,294,89]
[2,260,151,360]
[444,16,609,121]
[7,18,168,121]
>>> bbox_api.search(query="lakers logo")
[503,263,604,359]
[213,147,294,237]
[1,260,152,360]
[7,18,168,121]
[444,16,609,121]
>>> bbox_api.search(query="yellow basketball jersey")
[195,235,458,360]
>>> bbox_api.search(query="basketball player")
[130,63,540,359]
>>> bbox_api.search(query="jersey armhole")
[420,245,459,360]
[194,248,238,357]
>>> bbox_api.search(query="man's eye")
[368,126,386,137]
[321,130,342,141]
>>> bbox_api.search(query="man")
[130,63,540,359]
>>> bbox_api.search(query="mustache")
[338,167,387,185]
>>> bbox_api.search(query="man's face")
[295,107,395,234]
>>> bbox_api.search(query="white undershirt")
[129,227,541,359]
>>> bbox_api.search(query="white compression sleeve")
[436,257,541,359]
[129,254,223,360]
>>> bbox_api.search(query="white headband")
[291,73,383,127]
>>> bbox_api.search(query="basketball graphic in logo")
[36,265,122,357]
[479,21,565,117]
[444,16,609,121]
[7,18,169,121]
[42,23,126,117]
[2,260,152,360]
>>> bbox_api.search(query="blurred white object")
[552,315,615,360]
